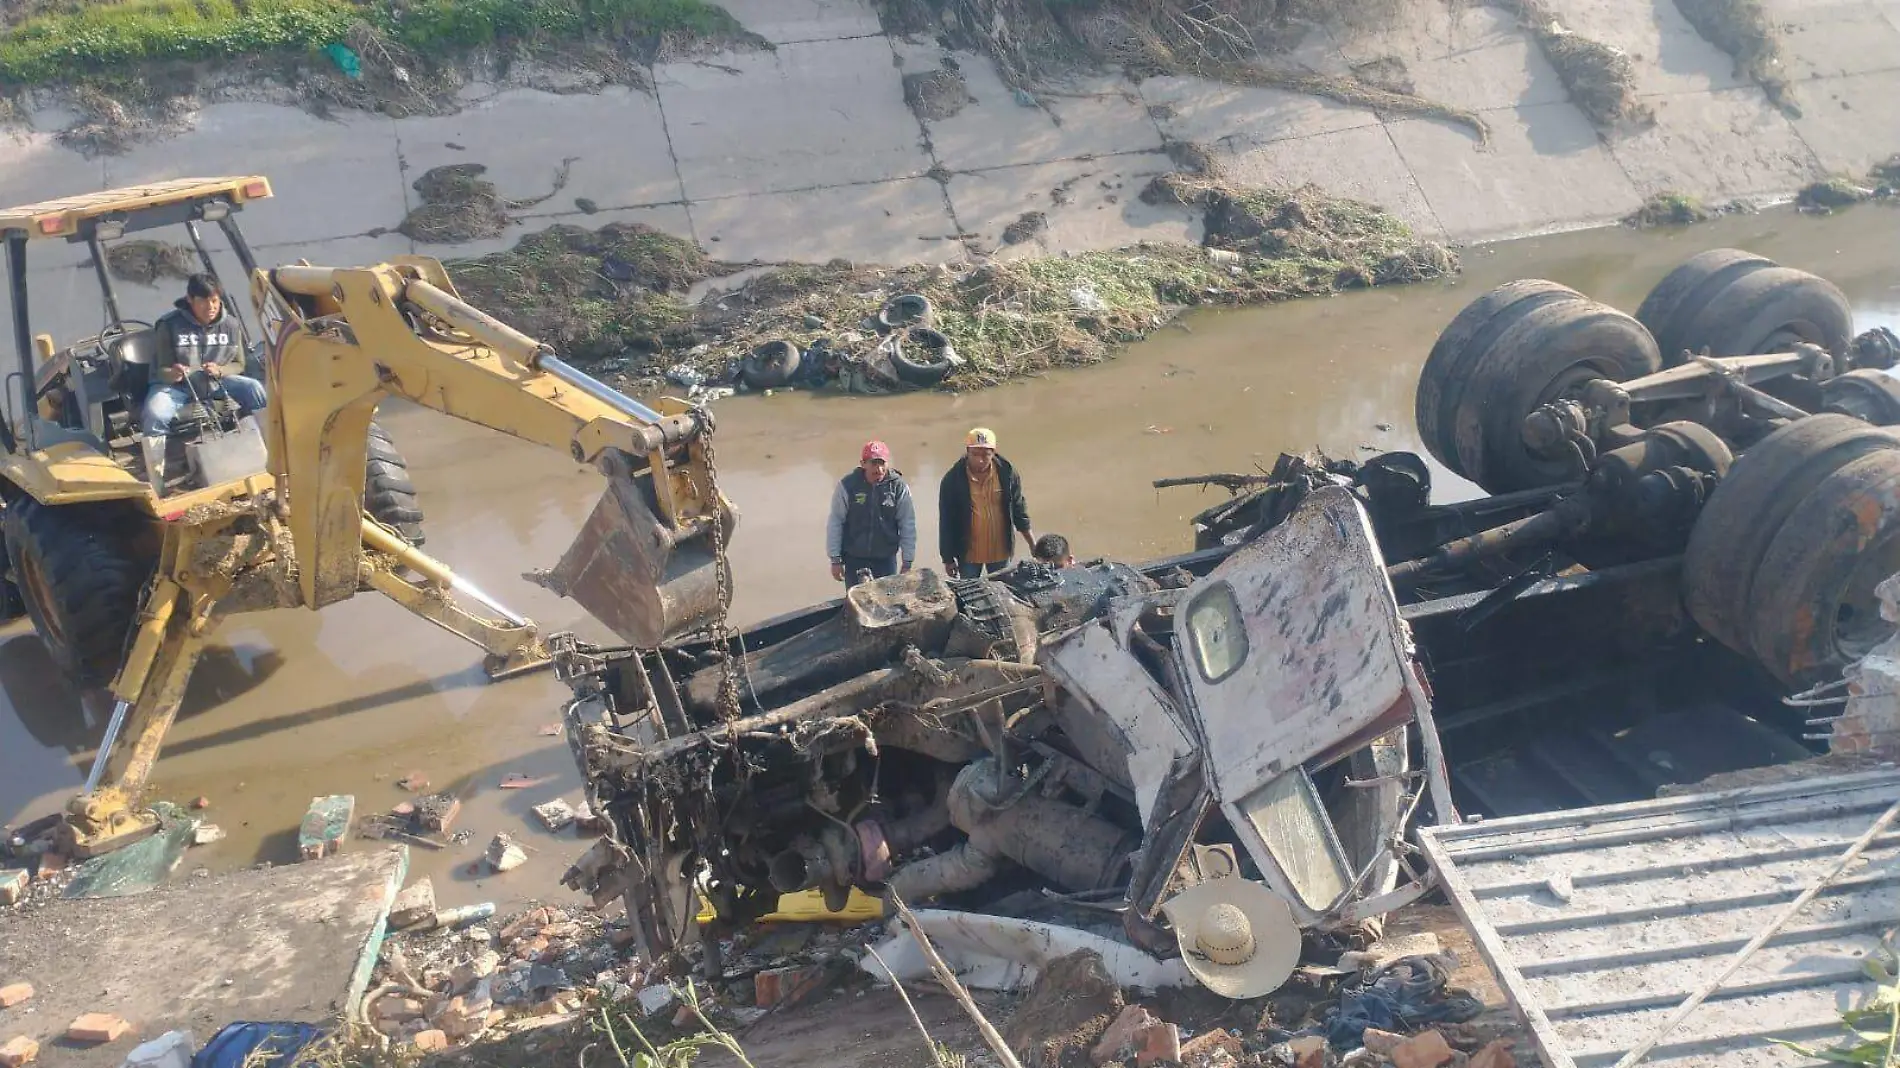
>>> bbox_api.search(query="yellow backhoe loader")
[1,177,736,856]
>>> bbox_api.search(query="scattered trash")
[190,1022,326,1068]
[429,902,496,931]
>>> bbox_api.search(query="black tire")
[1747,448,1900,684]
[892,327,954,386]
[741,341,801,390]
[366,421,426,546]
[1822,369,1900,425]
[1642,253,1852,367]
[1635,249,1774,366]
[878,294,931,330]
[1682,414,1900,665]
[1417,280,1659,493]
[4,498,149,687]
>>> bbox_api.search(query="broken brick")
[297,795,354,861]
[1181,1028,1244,1067]
[0,1036,37,1067]
[189,797,210,810]
[389,878,437,930]
[415,794,462,834]
[532,799,576,832]
[753,964,826,1010]
[373,995,427,1024]
[397,772,430,793]
[1391,1030,1456,1068]
[412,1030,449,1052]
[0,984,32,1009]
[66,1013,130,1044]
[1468,1039,1516,1068]
[1093,1006,1162,1066]
[1362,1028,1406,1056]
[33,853,64,882]
[1136,1022,1181,1068]
[0,870,26,906]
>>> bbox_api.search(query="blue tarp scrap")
[191,1022,329,1068]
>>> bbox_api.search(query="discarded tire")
[1683,414,1900,682]
[1635,248,1773,366]
[741,340,802,390]
[1636,249,1852,365]
[366,421,426,546]
[1416,280,1659,494]
[878,294,932,330]
[3,497,149,687]
[1748,447,1900,683]
[892,327,955,386]
[1822,369,1900,426]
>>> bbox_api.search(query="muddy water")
[3,206,1897,907]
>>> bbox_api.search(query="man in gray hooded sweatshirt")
[142,273,267,491]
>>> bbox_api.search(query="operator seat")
[106,329,219,437]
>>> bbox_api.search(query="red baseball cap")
[861,440,892,462]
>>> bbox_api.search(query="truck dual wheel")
[1683,414,1900,686]
[1416,280,1660,494]
[3,499,147,688]
[1636,248,1853,365]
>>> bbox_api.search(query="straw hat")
[1159,876,1301,999]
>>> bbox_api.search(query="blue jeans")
[958,561,1008,580]
[142,374,267,436]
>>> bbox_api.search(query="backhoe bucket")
[539,456,735,647]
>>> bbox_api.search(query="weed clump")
[1624,192,1713,228]
[448,221,729,362]
[399,158,574,244]
[1796,176,1872,213]
[1498,0,1651,131]
[1672,0,1795,114]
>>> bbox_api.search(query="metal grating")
[1418,769,1900,1068]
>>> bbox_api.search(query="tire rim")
[16,550,67,651]
[1831,532,1900,662]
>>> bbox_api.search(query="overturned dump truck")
[552,248,1900,978]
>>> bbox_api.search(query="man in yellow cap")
[939,427,1036,579]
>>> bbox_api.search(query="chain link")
[693,407,743,725]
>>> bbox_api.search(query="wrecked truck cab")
[556,481,1441,975]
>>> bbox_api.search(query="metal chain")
[693,408,743,724]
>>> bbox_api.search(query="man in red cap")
[827,440,917,587]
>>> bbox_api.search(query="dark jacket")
[830,468,917,562]
[939,454,1031,565]
[153,298,244,373]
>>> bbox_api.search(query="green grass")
[0,0,742,86]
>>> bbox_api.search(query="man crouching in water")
[142,273,267,493]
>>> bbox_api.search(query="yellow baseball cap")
[965,427,998,449]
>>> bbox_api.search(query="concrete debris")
[636,984,677,1016]
[0,1037,37,1068]
[531,798,576,832]
[66,1012,131,1044]
[297,795,354,861]
[191,824,226,846]
[0,871,25,907]
[1178,1028,1244,1067]
[430,902,495,931]
[389,878,437,929]
[452,950,502,991]
[485,834,527,874]
[0,983,31,1008]
[414,793,462,833]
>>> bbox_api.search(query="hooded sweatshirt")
[153,297,244,373]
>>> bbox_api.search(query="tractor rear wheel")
[366,421,426,546]
[3,498,150,687]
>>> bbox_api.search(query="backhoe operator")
[142,273,268,490]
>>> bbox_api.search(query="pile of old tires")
[1414,248,1900,686]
